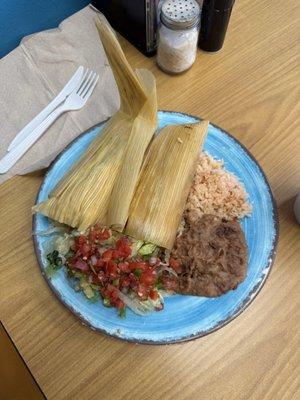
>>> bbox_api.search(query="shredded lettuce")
[54,234,74,255]
[45,264,59,279]
[70,271,100,301]
[131,240,144,257]
[45,250,63,278]
[117,290,164,315]
[138,243,157,256]
[103,235,116,246]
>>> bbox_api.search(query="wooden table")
[1,0,299,398]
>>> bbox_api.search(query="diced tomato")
[120,276,131,287]
[96,259,107,269]
[119,262,130,273]
[89,228,110,242]
[96,271,107,284]
[149,289,158,301]
[89,229,98,242]
[97,271,107,285]
[128,261,137,271]
[137,284,149,299]
[80,243,91,257]
[102,249,114,262]
[109,289,119,302]
[75,249,82,258]
[137,261,149,270]
[169,258,181,271]
[107,261,118,278]
[116,237,132,258]
[140,270,156,287]
[129,261,148,271]
[93,260,106,272]
[116,237,130,248]
[121,246,131,258]
[106,283,115,292]
[115,245,131,259]
[101,287,109,298]
[115,299,124,310]
[98,229,110,241]
[104,284,119,303]
[74,236,88,251]
[112,249,121,259]
[76,235,87,246]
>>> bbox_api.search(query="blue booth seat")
[0,0,90,58]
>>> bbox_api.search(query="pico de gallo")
[45,225,180,317]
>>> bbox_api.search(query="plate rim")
[33,110,279,345]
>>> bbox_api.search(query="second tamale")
[125,121,209,250]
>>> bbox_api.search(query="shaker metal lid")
[161,0,201,30]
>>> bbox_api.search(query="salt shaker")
[157,0,201,74]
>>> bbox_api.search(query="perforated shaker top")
[161,0,201,30]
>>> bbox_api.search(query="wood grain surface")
[0,0,300,399]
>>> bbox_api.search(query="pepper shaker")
[199,0,235,52]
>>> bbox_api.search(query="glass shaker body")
[157,22,200,74]
[156,0,201,74]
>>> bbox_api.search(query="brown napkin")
[0,5,119,185]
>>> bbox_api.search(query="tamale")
[125,121,209,250]
[33,17,157,231]
[106,68,157,231]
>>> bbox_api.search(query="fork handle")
[0,106,65,174]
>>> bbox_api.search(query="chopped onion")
[156,266,178,277]
[149,257,157,266]
[74,260,89,271]
[164,249,171,264]
[117,291,149,316]
[91,255,98,266]
[60,255,66,265]
[116,289,165,316]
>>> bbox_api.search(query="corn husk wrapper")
[125,121,209,250]
[33,17,157,231]
[106,67,157,231]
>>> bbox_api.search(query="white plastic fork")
[0,70,99,174]
[8,66,84,151]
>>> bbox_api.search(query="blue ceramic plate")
[33,111,278,344]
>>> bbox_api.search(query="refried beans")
[171,214,248,297]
